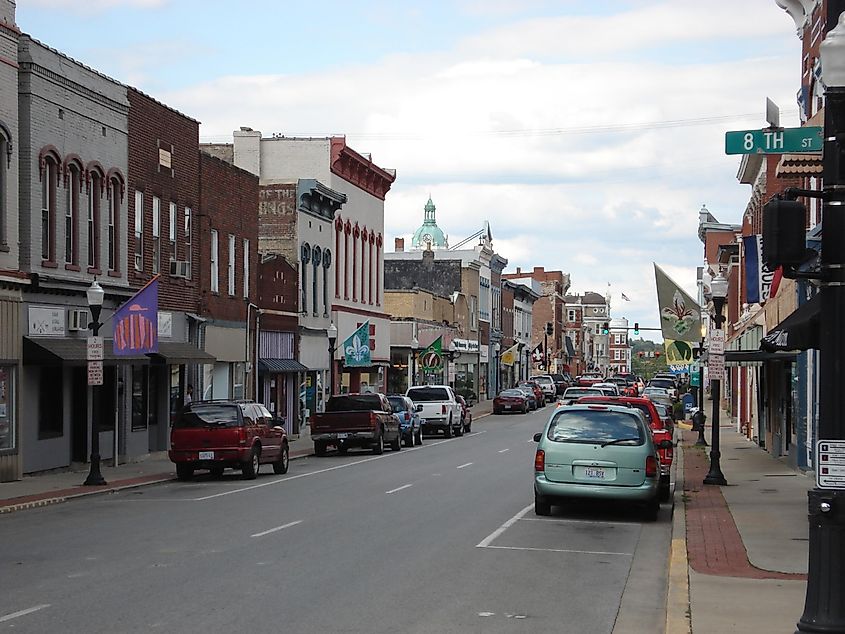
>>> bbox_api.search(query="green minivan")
[533,404,667,521]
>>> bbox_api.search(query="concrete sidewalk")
[668,413,811,633]
[0,399,493,514]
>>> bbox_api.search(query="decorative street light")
[327,322,338,399]
[703,271,728,486]
[695,322,708,446]
[83,280,106,486]
[797,12,845,633]
[410,335,419,388]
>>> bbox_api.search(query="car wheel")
[337,443,348,455]
[658,476,671,503]
[372,431,384,455]
[242,447,260,480]
[176,463,194,481]
[522,405,528,414]
[455,421,464,437]
[209,465,224,478]
[444,422,453,439]
[314,440,327,457]
[390,431,402,451]
[415,428,423,445]
[534,493,551,516]
[273,444,289,474]
[404,432,414,448]
[643,498,660,522]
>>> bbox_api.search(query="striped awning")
[776,153,822,177]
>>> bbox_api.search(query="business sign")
[817,440,845,489]
[28,306,66,336]
[725,126,822,154]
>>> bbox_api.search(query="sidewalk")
[668,412,811,634]
[0,399,494,514]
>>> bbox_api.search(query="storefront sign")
[451,339,480,353]
[28,306,65,336]
[817,440,845,490]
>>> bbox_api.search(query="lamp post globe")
[703,271,727,487]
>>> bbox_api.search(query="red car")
[517,380,546,406]
[169,400,289,480]
[578,375,604,387]
[576,395,673,502]
[493,389,529,415]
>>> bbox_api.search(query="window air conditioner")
[170,260,190,278]
[68,309,89,332]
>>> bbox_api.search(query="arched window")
[322,249,332,317]
[107,174,123,273]
[0,123,11,249]
[39,147,61,264]
[87,168,103,270]
[301,243,311,313]
[312,246,322,317]
[64,159,83,267]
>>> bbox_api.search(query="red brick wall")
[198,151,259,322]
[127,89,200,311]
[258,255,299,332]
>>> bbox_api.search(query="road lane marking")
[457,462,473,469]
[0,605,50,623]
[386,484,413,494]
[476,504,533,548]
[482,545,633,556]
[251,520,303,538]
[498,449,510,454]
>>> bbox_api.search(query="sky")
[17,0,804,341]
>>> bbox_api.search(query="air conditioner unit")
[68,309,89,332]
[170,260,190,278]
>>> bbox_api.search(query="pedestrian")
[185,384,193,405]
[691,408,705,431]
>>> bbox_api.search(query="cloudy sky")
[19,0,803,340]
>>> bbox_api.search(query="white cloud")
[28,0,166,9]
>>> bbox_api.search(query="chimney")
[516,267,521,274]
[395,237,404,252]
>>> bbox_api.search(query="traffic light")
[546,322,553,336]
[601,322,609,335]
[633,322,640,335]
[654,351,661,358]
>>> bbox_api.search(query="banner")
[531,343,544,363]
[663,339,694,367]
[500,343,519,367]
[420,336,443,370]
[654,263,702,343]
[343,321,371,367]
[743,235,782,304]
[113,276,159,355]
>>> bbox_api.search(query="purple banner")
[113,277,159,355]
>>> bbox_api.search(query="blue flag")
[113,277,159,355]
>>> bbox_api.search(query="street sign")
[710,329,725,355]
[708,353,725,379]
[817,440,845,490]
[87,360,103,386]
[87,336,104,361]
[725,127,822,154]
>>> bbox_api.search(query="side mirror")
[659,439,674,449]
[533,432,542,442]
[415,404,423,412]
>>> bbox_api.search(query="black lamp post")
[327,322,337,399]
[703,272,728,486]
[797,14,845,632]
[83,280,106,486]
[410,336,419,388]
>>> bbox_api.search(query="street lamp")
[703,272,728,486]
[797,13,845,633]
[83,280,106,486]
[410,336,419,388]
[327,322,337,399]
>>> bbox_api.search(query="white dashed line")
[0,605,50,623]
[386,484,413,494]
[498,449,510,454]
[457,462,473,469]
[251,520,303,538]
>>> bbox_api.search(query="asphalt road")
[0,406,672,634]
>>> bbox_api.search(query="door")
[71,367,88,462]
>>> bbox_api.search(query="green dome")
[411,197,448,249]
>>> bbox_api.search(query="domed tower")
[411,197,448,250]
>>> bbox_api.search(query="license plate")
[584,467,606,480]
[504,405,511,410]
[198,451,214,460]
[337,433,348,439]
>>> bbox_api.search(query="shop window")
[232,363,245,400]
[131,365,148,431]
[0,367,14,450]
[38,366,63,438]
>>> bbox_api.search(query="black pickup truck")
[310,393,401,455]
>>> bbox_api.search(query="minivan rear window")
[175,403,240,428]
[407,387,449,402]
[547,410,644,445]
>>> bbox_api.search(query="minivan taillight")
[441,404,447,415]
[534,449,545,472]
[645,455,658,478]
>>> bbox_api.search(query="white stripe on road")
[476,504,533,548]
[0,605,50,623]
[251,520,302,538]
[482,545,633,557]
[457,462,473,469]
[498,449,510,454]
[386,484,413,494]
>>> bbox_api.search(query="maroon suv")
[169,400,289,481]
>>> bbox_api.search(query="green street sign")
[725,126,822,155]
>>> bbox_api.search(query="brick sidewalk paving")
[681,430,806,581]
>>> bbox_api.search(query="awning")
[23,337,148,366]
[147,342,216,364]
[259,358,309,374]
[725,350,799,365]
[776,153,823,177]
[760,294,821,352]
[565,336,576,357]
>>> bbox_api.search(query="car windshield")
[547,410,645,445]
[174,402,240,428]
[387,397,407,413]
[327,395,383,412]
[406,387,449,402]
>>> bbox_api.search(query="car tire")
[404,432,415,448]
[314,440,327,457]
[372,431,384,455]
[176,463,194,481]
[534,493,551,516]
[658,476,671,503]
[209,465,224,478]
[522,405,528,414]
[273,444,289,474]
[390,431,402,452]
[444,422,453,439]
[493,408,500,415]
[337,443,348,455]
[643,498,660,522]
[415,428,423,445]
[242,447,260,480]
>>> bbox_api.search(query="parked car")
[493,389,529,414]
[456,395,473,433]
[530,375,557,403]
[533,403,667,520]
[514,386,539,410]
[651,402,675,435]
[311,393,401,455]
[578,374,605,387]
[560,386,604,405]
[388,395,423,447]
[518,380,546,407]
[642,386,670,400]
[406,385,463,438]
[169,400,289,481]
[549,373,570,396]
[592,382,620,396]
[647,378,679,399]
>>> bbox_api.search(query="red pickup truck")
[310,393,401,456]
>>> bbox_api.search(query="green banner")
[654,263,702,343]
[421,336,443,370]
[343,321,371,367]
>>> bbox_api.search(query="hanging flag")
[654,263,702,343]
[621,292,631,302]
[531,343,544,362]
[743,235,782,304]
[113,276,159,355]
[420,336,443,370]
[500,343,520,367]
[343,321,371,367]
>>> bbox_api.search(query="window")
[312,246,321,316]
[87,173,100,269]
[169,201,177,262]
[42,156,58,262]
[228,234,235,296]
[38,366,63,438]
[152,196,161,274]
[470,295,478,330]
[65,163,81,265]
[134,190,143,271]
[243,238,249,298]
[0,367,14,450]
[184,206,192,279]
[131,365,148,431]
[210,229,219,292]
[108,178,119,271]
[0,135,6,246]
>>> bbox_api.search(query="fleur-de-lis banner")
[343,321,371,367]
[654,263,702,344]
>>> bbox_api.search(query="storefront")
[202,323,248,401]
[0,286,22,481]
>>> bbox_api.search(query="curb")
[665,438,692,634]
